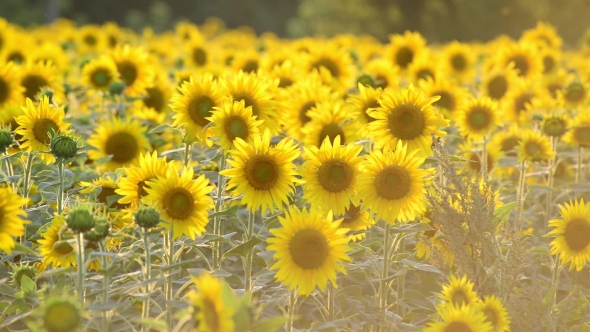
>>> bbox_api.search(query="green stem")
[576,146,583,183]
[212,156,226,270]
[76,232,86,304]
[552,255,560,304]
[380,222,391,331]
[183,142,192,168]
[4,153,15,192]
[286,290,297,332]
[142,229,152,332]
[244,210,255,293]
[545,137,557,230]
[327,283,335,322]
[99,241,109,332]
[516,161,528,233]
[481,136,488,177]
[396,237,405,317]
[57,160,65,215]
[165,231,175,329]
[22,152,35,207]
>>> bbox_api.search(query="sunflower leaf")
[19,275,36,294]
[494,201,518,225]
[401,259,442,274]
[222,237,261,259]
[11,243,39,256]
[148,123,170,134]
[252,317,288,332]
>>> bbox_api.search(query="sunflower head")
[542,114,568,138]
[387,31,426,70]
[477,295,511,332]
[134,206,161,230]
[49,133,80,160]
[190,273,236,332]
[81,56,119,91]
[424,304,493,332]
[516,130,554,162]
[440,275,480,307]
[455,96,499,141]
[208,100,263,152]
[66,205,96,234]
[35,293,83,332]
[549,199,590,271]
[0,127,15,153]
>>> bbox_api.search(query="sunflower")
[79,174,129,210]
[386,31,426,70]
[143,166,213,240]
[190,274,235,332]
[477,296,511,332]
[15,96,69,164]
[134,74,173,120]
[185,37,209,68]
[539,48,561,75]
[496,42,543,80]
[364,59,399,89]
[501,79,542,125]
[1,41,29,65]
[76,24,106,55]
[302,101,360,148]
[367,84,449,157]
[232,49,261,74]
[207,100,263,152]
[87,117,151,172]
[440,275,480,307]
[490,125,521,158]
[559,80,589,108]
[19,61,64,103]
[442,41,476,82]
[563,111,590,147]
[280,77,337,141]
[170,74,225,144]
[336,201,374,242]
[32,42,69,73]
[81,56,120,92]
[110,45,154,96]
[219,71,279,134]
[419,77,469,119]
[0,61,23,108]
[520,22,563,50]
[480,65,519,101]
[220,130,300,214]
[549,199,590,271]
[267,60,302,90]
[543,69,569,98]
[516,129,554,163]
[0,188,28,254]
[116,151,173,209]
[424,304,492,332]
[357,141,432,223]
[407,52,441,84]
[266,206,351,296]
[455,96,500,141]
[305,44,355,87]
[300,136,363,216]
[347,83,382,133]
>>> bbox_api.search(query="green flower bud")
[84,219,110,242]
[134,206,160,229]
[42,297,82,332]
[108,80,126,96]
[66,207,95,233]
[356,74,375,88]
[50,134,79,160]
[542,116,567,137]
[0,128,15,154]
[12,265,36,287]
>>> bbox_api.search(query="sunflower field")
[1,15,590,332]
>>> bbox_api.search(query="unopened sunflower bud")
[108,80,126,96]
[356,74,375,88]
[50,134,78,160]
[41,296,82,332]
[0,129,15,154]
[12,265,36,287]
[542,116,567,138]
[134,206,160,229]
[84,219,110,242]
[66,207,95,233]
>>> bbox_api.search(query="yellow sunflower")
[0,187,28,254]
[0,61,23,108]
[516,129,554,163]
[184,37,209,68]
[419,77,469,119]
[357,141,432,223]
[364,59,399,89]
[424,304,492,332]
[501,79,542,125]
[15,96,69,164]
[268,60,302,90]
[87,117,151,172]
[231,49,261,74]
[79,174,129,211]
[539,48,561,75]
[81,56,120,92]
[302,101,360,148]
[170,73,225,144]
[442,41,476,82]
[266,206,351,296]
[347,83,382,134]
[386,31,426,70]
[116,151,173,209]
[367,85,449,157]
[407,52,441,84]
[19,61,64,103]
[220,130,301,214]
[190,273,235,332]
[490,125,521,158]
[477,295,511,332]
[520,21,563,50]
[133,74,173,122]
[144,166,214,240]
[336,201,375,242]
[549,199,590,271]
[76,24,107,55]
[440,275,480,307]
[480,64,519,101]
[563,111,590,147]
[207,100,263,152]
[455,96,500,141]
[558,80,590,108]
[110,45,154,96]
[32,42,69,73]
[300,136,363,216]
[496,41,543,80]
[219,71,279,134]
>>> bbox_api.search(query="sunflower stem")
[575,146,583,183]
[99,241,110,332]
[244,210,255,293]
[286,290,297,332]
[142,228,152,332]
[183,142,192,168]
[327,282,335,322]
[165,230,175,329]
[552,255,560,306]
[380,222,391,331]
[22,152,35,208]
[212,156,226,270]
[545,137,558,230]
[516,161,528,233]
[4,152,16,192]
[56,160,65,215]
[396,236,405,318]
[76,232,86,304]
[481,136,488,177]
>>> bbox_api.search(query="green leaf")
[252,317,288,332]
[542,285,556,309]
[149,123,170,134]
[209,205,239,218]
[528,246,550,256]
[401,259,443,274]
[222,237,261,259]
[20,275,36,294]
[106,194,124,207]
[400,290,435,311]
[390,222,434,234]
[0,151,22,162]
[494,201,518,225]
[12,243,39,256]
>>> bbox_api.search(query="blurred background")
[1,0,589,45]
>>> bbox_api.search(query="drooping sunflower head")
[424,304,493,332]
[220,130,301,214]
[367,84,449,156]
[542,113,569,138]
[563,111,590,147]
[190,273,235,332]
[301,135,364,216]
[442,41,476,81]
[87,117,151,172]
[496,41,543,80]
[455,96,500,141]
[440,275,480,307]
[267,206,351,296]
[81,56,120,92]
[15,96,69,164]
[516,129,554,163]
[109,44,155,96]
[549,199,590,271]
[208,100,263,152]
[302,100,360,148]
[477,296,511,332]
[387,31,426,70]
[357,141,432,223]
[0,61,23,108]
